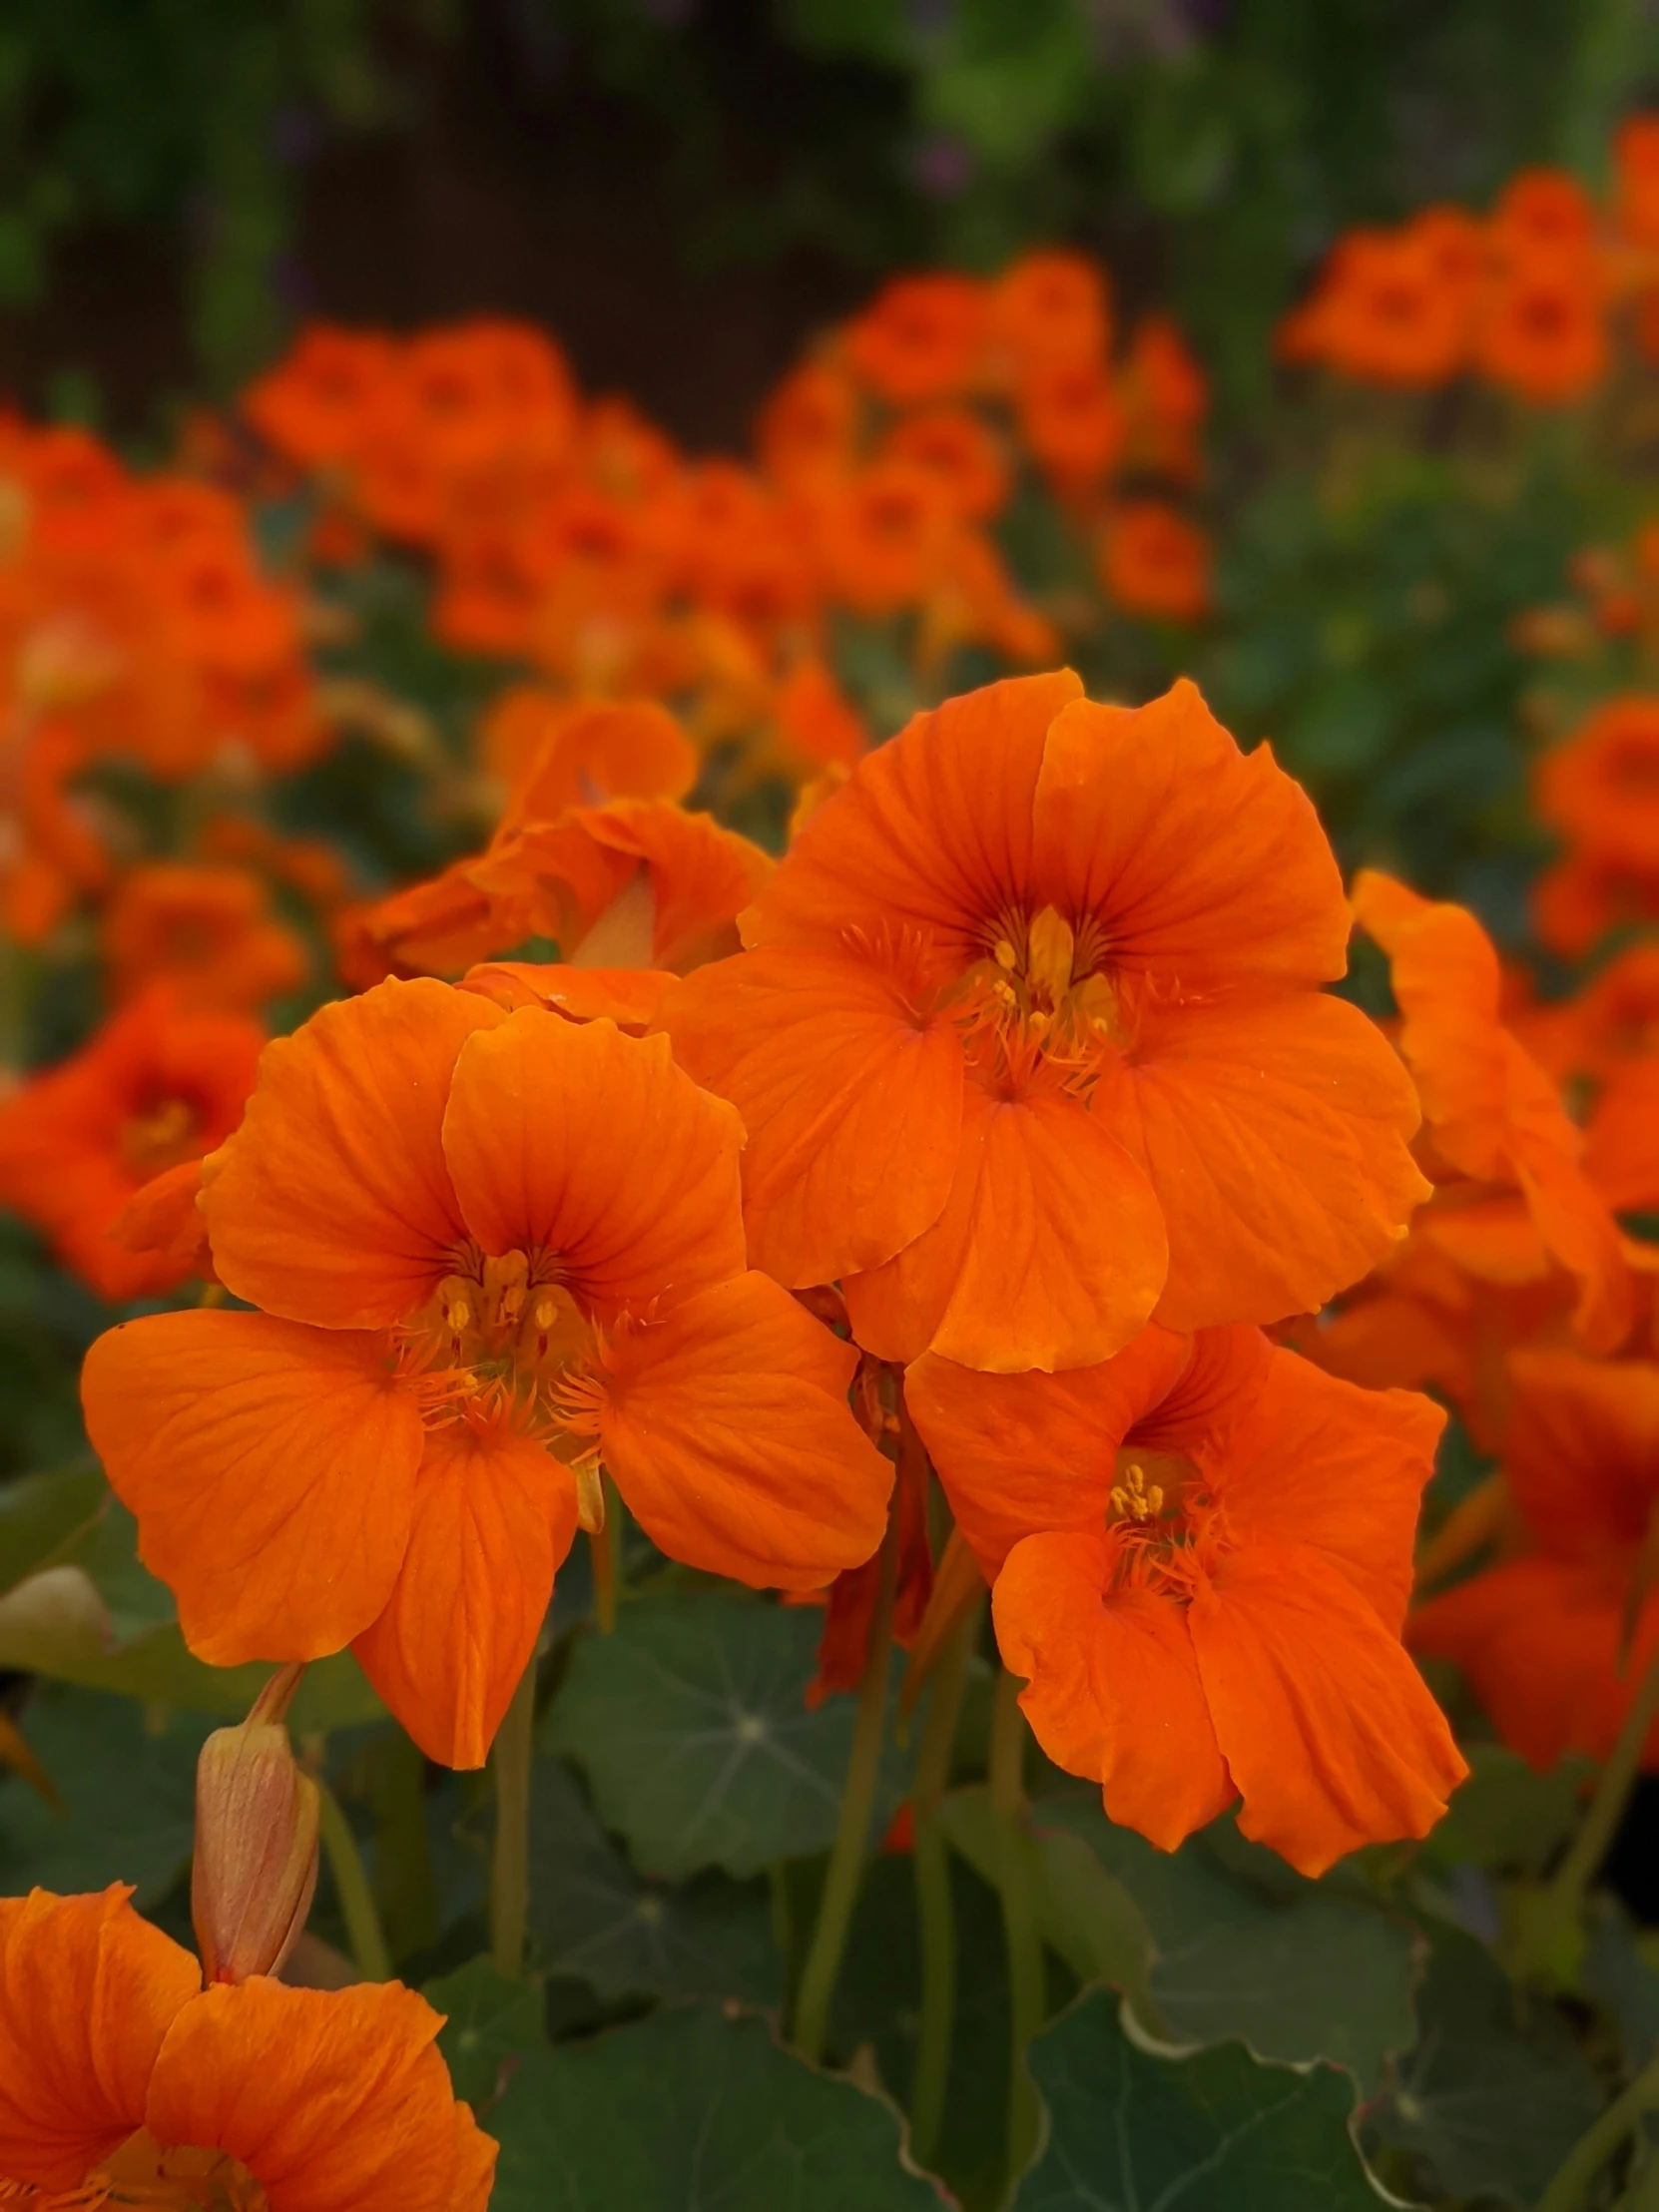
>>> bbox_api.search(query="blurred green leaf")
[526,1753,781,2005]
[1367,1921,1603,2205]
[0,1461,105,1594]
[1035,1791,1416,2096]
[426,1956,548,2113]
[1012,1987,1385,2210]
[487,2002,938,2209]
[0,1685,209,1906]
[1423,1744,1592,1876]
[545,1591,912,1881]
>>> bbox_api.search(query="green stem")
[1549,1633,1659,1920]
[989,1664,1044,2189]
[1539,2046,1659,2212]
[793,1517,899,2064]
[908,1598,979,2168]
[490,1662,538,1979]
[316,1782,391,1983]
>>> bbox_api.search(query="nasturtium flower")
[665,672,1425,1376]
[82,980,890,1767]
[1410,1350,1659,1773]
[906,1326,1466,1874]
[0,1886,494,2209]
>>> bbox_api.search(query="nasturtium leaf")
[0,1685,211,1905]
[1012,1989,1388,2211]
[526,1754,780,2004]
[545,1592,911,1881]
[0,1461,105,1594]
[425,1956,547,2113]
[1585,1901,1659,2071]
[1421,1743,1591,1875]
[1366,1920,1603,2206]
[487,2001,940,2210]
[1034,1789,1415,2095]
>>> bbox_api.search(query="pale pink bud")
[192,1663,320,1985]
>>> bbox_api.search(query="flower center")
[395,1245,609,1527]
[120,1097,201,1177]
[961,902,1124,1076]
[1,2135,268,2211]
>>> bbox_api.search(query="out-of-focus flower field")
[5,15,1659,2206]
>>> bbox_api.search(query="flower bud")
[192,1663,320,1985]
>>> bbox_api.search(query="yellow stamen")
[993,937,1018,970]
[1109,1461,1164,1524]
[573,1455,608,1535]
[1024,904,1075,1007]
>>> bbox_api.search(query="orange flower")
[757,362,861,496]
[1098,502,1212,623]
[242,325,400,470]
[1351,869,1631,1355]
[0,990,263,1302]
[878,407,1009,521]
[480,692,698,817]
[1119,314,1208,481]
[665,673,1424,1375]
[81,984,891,1766]
[989,251,1111,377]
[102,864,308,1014]
[774,658,870,777]
[1279,216,1478,387]
[1410,1350,1659,1772]
[0,1885,493,2207]
[339,796,771,991]
[815,461,960,616]
[842,275,988,404]
[1013,360,1125,491]
[1615,115,1659,248]
[907,1326,1464,1874]
[1536,695,1659,884]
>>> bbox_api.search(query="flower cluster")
[1278,124,1659,402]
[242,255,1211,795]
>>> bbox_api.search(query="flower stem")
[490,1661,538,1979]
[908,1596,979,2169]
[1539,2045,1659,2212]
[1549,1632,1659,1921]
[989,1663,1044,2189]
[316,1782,391,1982]
[793,1515,899,2064]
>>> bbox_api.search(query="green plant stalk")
[1549,1632,1659,1921]
[792,1519,899,2064]
[490,1661,539,1979]
[908,1597,980,2168]
[989,1663,1045,2189]
[1540,2044,1659,2212]
[316,1781,391,1983]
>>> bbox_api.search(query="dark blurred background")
[3,0,1654,447]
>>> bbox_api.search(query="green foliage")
[545,1589,913,1881]
[1012,1987,1386,2210]
[427,1956,550,2112]
[487,2001,939,2211]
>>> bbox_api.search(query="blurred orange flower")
[0,989,263,1301]
[102,863,308,1013]
[1099,501,1212,623]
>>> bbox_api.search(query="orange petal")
[1032,682,1349,992]
[459,960,677,1031]
[107,1157,210,1273]
[353,1413,578,1769]
[1503,1348,1659,1564]
[1587,1055,1659,1214]
[662,945,965,1287]
[1097,990,1428,1332]
[904,1328,1191,1575]
[204,979,505,1330]
[145,1978,496,2212]
[844,1072,1166,1373]
[1409,1558,1635,1770]
[1504,1035,1634,1354]
[0,1886,200,2189]
[1192,1345,1444,1636]
[81,1310,423,1666]
[442,1012,747,1318]
[1191,1539,1465,1876]
[994,1529,1234,1852]
[1350,868,1508,1179]
[744,670,1084,962]
[596,1272,891,1588]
